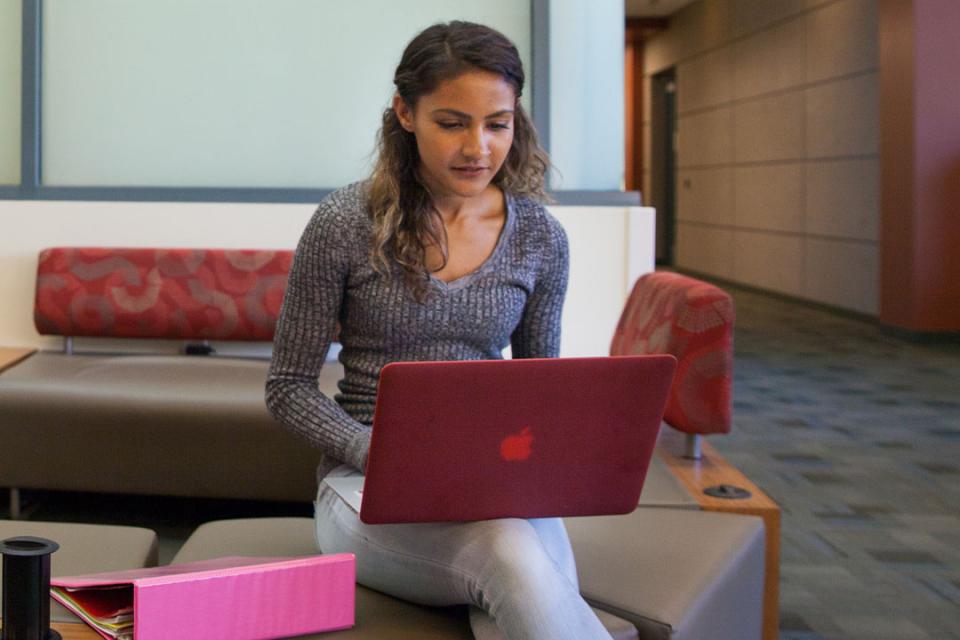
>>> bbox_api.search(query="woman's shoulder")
[316,181,371,218]
[508,192,567,246]
[308,181,373,236]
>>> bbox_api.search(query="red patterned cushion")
[34,247,293,341]
[610,272,734,435]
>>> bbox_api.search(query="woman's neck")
[431,185,503,224]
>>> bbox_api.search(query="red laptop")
[338,355,676,524]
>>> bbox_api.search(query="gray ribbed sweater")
[265,181,569,480]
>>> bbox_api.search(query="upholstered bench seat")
[173,517,640,640]
[566,509,765,640]
[0,520,158,622]
[174,513,765,640]
[0,351,339,502]
[0,353,696,510]
[635,446,699,510]
[0,246,335,506]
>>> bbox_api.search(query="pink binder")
[50,555,355,640]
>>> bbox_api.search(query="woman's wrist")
[345,429,372,473]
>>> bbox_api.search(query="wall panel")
[648,0,880,315]
[806,73,879,158]
[677,47,733,113]
[732,18,804,100]
[805,159,879,241]
[806,0,878,83]
[677,107,733,167]
[678,168,734,225]
[734,164,803,232]
[733,230,804,296]
[733,92,805,163]
[805,237,878,314]
[675,223,735,280]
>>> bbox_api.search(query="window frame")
[0,0,639,207]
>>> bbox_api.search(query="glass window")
[0,0,21,185]
[41,0,530,188]
[550,0,624,190]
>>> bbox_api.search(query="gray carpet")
[714,285,960,640]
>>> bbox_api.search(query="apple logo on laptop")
[500,427,533,461]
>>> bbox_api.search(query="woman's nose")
[462,127,489,158]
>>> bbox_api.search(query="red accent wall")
[880,0,960,332]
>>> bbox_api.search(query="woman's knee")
[466,520,564,596]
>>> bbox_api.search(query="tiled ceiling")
[625,0,698,17]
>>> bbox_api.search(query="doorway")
[650,68,677,266]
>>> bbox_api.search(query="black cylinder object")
[0,536,62,640]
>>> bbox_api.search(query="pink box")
[51,555,355,640]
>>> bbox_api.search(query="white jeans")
[314,466,612,640]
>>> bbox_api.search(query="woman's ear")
[393,94,415,132]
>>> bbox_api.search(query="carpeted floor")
[5,284,959,639]
[714,285,960,640]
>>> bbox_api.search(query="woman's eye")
[437,122,463,129]
[489,122,511,130]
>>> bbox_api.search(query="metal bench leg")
[684,433,702,460]
[9,488,21,519]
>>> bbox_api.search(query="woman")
[266,21,612,640]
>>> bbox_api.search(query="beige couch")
[0,247,768,639]
[0,351,334,506]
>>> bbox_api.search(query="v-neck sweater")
[266,181,569,480]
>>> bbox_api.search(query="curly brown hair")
[367,21,551,301]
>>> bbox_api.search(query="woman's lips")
[452,166,488,178]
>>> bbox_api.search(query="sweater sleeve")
[510,211,570,359]
[265,201,371,472]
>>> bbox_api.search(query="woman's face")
[394,70,516,202]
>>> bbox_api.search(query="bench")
[0,247,325,512]
[172,513,763,640]
[0,520,158,624]
[0,247,772,639]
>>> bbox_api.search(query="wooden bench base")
[657,429,781,640]
[0,347,34,374]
